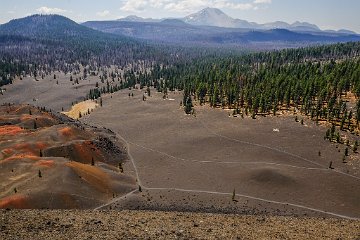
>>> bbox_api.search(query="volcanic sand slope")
[0,104,136,209]
[0,69,120,113]
[82,88,360,219]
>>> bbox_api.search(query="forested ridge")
[85,41,360,132]
[145,42,360,136]
[0,27,236,89]
[0,15,227,88]
[2,14,360,137]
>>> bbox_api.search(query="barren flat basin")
[83,89,360,219]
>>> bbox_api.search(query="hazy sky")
[1,0,359,32]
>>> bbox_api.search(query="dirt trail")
[95,128,360,220]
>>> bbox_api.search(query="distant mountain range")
[115,8,356,34]
[82,8,360,47]
[0,11,359,51]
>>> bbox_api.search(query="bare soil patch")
[82,88,360,219]
[0,71,114,112]
[63,100,98,120]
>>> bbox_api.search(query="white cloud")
[253,0,271,4]
[36,7,67,14]
[120,0,271,13]
[164,0,209,13]
[150,0,173,8]
[214,1,254,10]
[96,10,111,17]
[120,0,148,12]
[7,11,15,14]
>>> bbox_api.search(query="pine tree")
[335,132,341,143]
[119,162,124,173]
[184,95,193,114]
[353,141,358,153]
[325,129,330,140]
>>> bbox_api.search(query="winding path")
[93,127,360,220]
[91,99,359,220]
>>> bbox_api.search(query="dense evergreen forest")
[90,41,360,137]
[0,33,167,87]
[150,41,360,135]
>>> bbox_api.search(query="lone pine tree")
[119,162,124,173]
[184,95,193,114]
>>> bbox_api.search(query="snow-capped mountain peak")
[183,7,239,28]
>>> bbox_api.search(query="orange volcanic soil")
[2,148,14,156]
[1,141,49,163]
[0,126,25,136]
[57,125,93,141]
[0,194,30,209]
[2,154,40,163]
[34,160,55,168]
[35,142,48,149]
[20,114,33,121]
[66,161,112,194]
[0,104,132,209]
[13,142,47,153]
[58,126,74,137]
[74,141,102,163]
[43,141,103,164]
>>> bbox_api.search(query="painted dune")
[0,104,136,209]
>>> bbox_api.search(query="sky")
[1,0,359,32]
